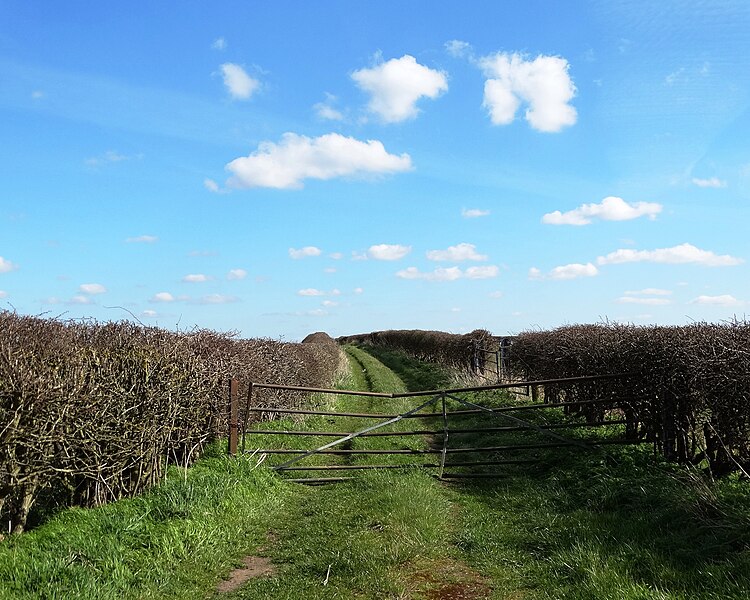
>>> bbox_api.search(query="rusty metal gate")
[228,374,647,483]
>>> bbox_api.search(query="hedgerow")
[337,329,494,372]
[0,311,343,533]
[510,322,750,476]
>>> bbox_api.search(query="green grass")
[1,345,748,599]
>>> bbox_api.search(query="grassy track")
[1,346,749,599]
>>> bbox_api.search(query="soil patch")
[216,555,276,594]
[405,558,492,599]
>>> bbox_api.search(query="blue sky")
[2,1,749,340]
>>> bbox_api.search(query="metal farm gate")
[227,374,647,483]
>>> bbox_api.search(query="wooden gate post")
[228,378,239,456]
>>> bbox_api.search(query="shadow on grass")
[451,445,750,598]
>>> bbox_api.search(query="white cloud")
[396,265,499,281]
[691,177,726,188]
[324,267,337,274]
[182,273,211,283]
[31,90,44,100]
[322,300,338,307]
[329,252,343,260]
[351,55,448,123]
[225,132,412,190]
[330,289,341,296]
[151,292,176,303]
[314,93,344,121]
[227,269,247,280]
[480,52,577,132]
[445,40,472,58]
[616,296,671,306]
[297,288,326,297]
[462,208,490,218]
[199,294,238,304]
[0,291,6,298]
[368,244,412,261]
[212,37,226,50]
[542,196,662,225]
[85,150,133,167]
[0,257,18,273]
[353,287,364,294]
[126,235,158,243]
[46,295,93,306]
[141,309,158,318]
[624,288,672,296]
[530,263,599,280]
[397,266,463,281]
[204,178,221,193]
[691,295,744,307]
[597,243,743,267]
[79,283,106,295]
[465,265,499,279]
[489,291,504,298]
[665,67,686,86]
[289,246,322,259]
[426,243,487,262]
[220,63,259,100]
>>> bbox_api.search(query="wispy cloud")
[461,208,490,218]
[368,244,412,261]
[691,177,726,188]
[227,269,247,280]
[396,265,499,281]
[79,283,106,295]
[225,133,412,190]
[220,63,259,100]
[445,39,472,58]
[542,196,662,225]
[212,37,226,51]
[690,294,744,307]
[126,235,158,243]
[479,52,577,132]
[624,288,672,296]
[289,246,322,259]
[314,93,344,121]
[85,150,132,167]
[150,292,176,303]
[182,273,211,283]
[0,257,18,273]
[616,296,671,306]
[529,262,598,280]
[426,243,487,262]
[352,55,448,123]
[597,243,742,267]
[198,294,238,305]
[297,288,326,297]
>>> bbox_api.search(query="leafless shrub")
[338,329,494,372]
[509,321,750,476]
[0,312,342,533]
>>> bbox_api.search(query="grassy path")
[222,346,750,600]
[1,346,748,599]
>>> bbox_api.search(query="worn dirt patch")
[216,555,276,594]
[405,558,492,600]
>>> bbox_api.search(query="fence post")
[228,378,239,456]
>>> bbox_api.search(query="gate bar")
[247,419,629,438]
